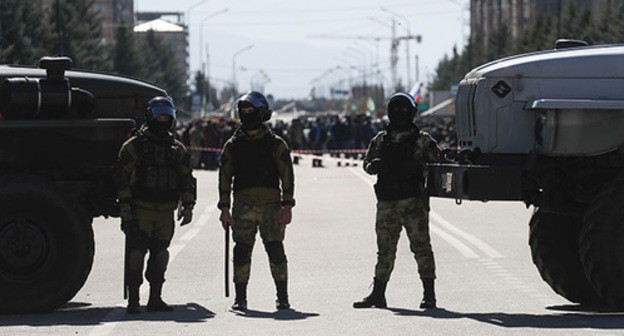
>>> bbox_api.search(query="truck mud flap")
[428,164,523,201]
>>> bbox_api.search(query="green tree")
[0,0,52,64]
[111,24,142,77]
[486,23,511,60]
[50,0,109,70]
[139,30,188,111]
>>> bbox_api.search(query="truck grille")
[456,79,478,144]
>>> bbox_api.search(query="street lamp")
[232,44,254,93]
[186,0,212,27]
[199,8,229,74]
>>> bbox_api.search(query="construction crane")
[310,19,422,91]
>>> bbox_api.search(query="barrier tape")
[187,146,367,155]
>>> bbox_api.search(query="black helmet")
[236,91,272,130]
[387,92,417,129]
[146,96,176,136]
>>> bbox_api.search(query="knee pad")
[264,241,287,264]
[127,249,146,273]
[146,249,169,284]
[150,249,170,269]
[233,243,252,266]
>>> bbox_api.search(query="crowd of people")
[175,113,457,170]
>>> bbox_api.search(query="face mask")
[388,107,414,129]
[240,110,263,130]
[148,119,172,136]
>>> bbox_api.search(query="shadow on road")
[386,307,624,330]
[231,308,319,320]
[0,302,215,326]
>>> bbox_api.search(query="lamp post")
[199,8,229,74]
[186,0,212,28]
[232,45,254,94]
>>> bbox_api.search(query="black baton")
[225,226,230,297]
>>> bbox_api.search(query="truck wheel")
[529,209,602,305]
[0,176,94,313]
[580,179,624,309]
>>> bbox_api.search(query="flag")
[409,82,424,103]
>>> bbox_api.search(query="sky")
[135,0,470,100]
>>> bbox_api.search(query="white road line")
[348,167,499,260]
[429,211,504,259]
[430,225,480,258]
[88,201,216,336]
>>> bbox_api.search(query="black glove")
[178,205,193,226]
[366,158,383,175]
[121,219,138,234]
[119,203,134,233]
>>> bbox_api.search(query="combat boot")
[146,283,173,312]
[275,280,291,310]
[420,278,437,309]
[126,285,140,314]
[231,283,248,311]
[353,278,387,308]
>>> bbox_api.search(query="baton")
[123,230,129,300]
[225,225,230,297]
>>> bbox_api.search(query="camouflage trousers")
[374,196,436,282]
[126,206,175,286]
[232,201,287,283]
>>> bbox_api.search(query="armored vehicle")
[428,41,624,308]
[0,57,166,313]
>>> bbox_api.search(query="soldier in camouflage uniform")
[117,96,196,314]
[353,92,440,310]
[218,91,295,312]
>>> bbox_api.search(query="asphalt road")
[2,154,624,335]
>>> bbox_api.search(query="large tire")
[580,178,624,309]
[529,208,603,305]
[0,176,94,313]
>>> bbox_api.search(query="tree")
[486,23,511,60]
[111,24,142,77]
[138,30,188,111]
[0,0,52,64]
[49,0,109,70]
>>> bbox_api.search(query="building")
[40,0,134,45]
[134,17,189,76]
[470,0,609,45]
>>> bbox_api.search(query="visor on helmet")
[150,105,176,119]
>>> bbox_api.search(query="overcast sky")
[135,0,469,100]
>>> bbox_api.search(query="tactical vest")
[133,134,182,203]
[231,132,280,191]
[374,130,424,201]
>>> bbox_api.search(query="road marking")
[430,211,504,259]
[88,201,216,336]
[348,167,503,260]
[430,225,480,258]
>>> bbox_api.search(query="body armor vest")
[232,132,280,191]
[374,130,424,201]
[133,134,181,203]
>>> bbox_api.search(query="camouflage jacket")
[218,125,295,209]
[116,125,196,210]
[364,127,441,185]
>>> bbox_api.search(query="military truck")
[0,57,166,313]
[428,41,624,309]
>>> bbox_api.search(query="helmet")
[387,92,417,129]
[146,96,176,136]
[236,91,272,130]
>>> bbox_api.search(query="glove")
[119,203,133,222]
[178,205,193,226]
[366,158,383,175]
